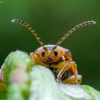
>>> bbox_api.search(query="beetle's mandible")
[12,19,96,84]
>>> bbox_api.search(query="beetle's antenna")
[11,19,47,50]
[53,20,96,50]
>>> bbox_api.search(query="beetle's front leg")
[30,52,48,66]
[56,62,76,82]
[56,61,82,84]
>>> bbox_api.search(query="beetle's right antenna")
[11,19,47,50]
[53,20,96,50]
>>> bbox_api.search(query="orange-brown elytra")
[12,19,96,84]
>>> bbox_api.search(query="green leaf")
[1,50,33,100]
[1,50,33,86]
[29,65,100,100]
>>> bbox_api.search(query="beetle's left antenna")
[11,19,47,50]
[53,20,96,50]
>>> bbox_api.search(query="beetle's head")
[36,45,63,63]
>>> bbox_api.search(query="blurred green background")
[0,0,100,90]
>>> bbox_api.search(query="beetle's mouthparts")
[46,56,53,63]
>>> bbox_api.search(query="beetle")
[12,19,96,84]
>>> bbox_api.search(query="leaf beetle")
[12,19,96,84]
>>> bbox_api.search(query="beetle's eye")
[54,50,58,56]
[41,50,45,57]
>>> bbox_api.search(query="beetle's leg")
[30,52,48,66]
[56,62,75,82]
[72,63,77,83]
[57,62,82,84]
[68,63,82,84]
[52,61,67,72]
[62,74,82,84]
